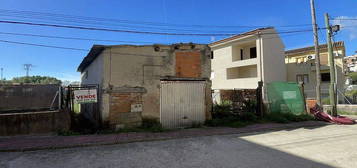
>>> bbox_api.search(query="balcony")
[230,58,258,67]
[226,65,258,79]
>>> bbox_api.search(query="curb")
[0,121,329,152]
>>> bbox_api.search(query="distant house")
[77,44,212,129]
[285,41,346,102]
[209,27,286,102]
[344,54,357,73]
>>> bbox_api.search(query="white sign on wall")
[73,89,97,104]
[131,104,143,112]
[283,91,297,99]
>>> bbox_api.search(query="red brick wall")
[306,99,317,113]
[175,51,201,78]
[109,93,142,126]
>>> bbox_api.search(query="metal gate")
[66,84,100,127]
[160,81,206,128]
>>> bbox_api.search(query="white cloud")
[332,16,357,40]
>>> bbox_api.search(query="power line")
[0,39,168,58]
[0,20,315,37]
[0,31,158,44]
[0,39,88,51]
[0,32,309,58]
[0,20,238,36]
[331,18,357,21]
[0,29,313,46]
[0,8,312,29]
[0,12,249,33]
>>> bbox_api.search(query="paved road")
[1,124,357,168]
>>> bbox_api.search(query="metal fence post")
[299,81,308,114]
[256,81,264,117]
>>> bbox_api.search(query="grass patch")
[264,112,315,123]
[337,110,357,115]
[205,104,314,128]
[57,129,81,136]
[105,117,168,133]
[205,118,251,128]
[205,111,315,128]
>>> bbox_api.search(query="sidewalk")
[0,121,328,152]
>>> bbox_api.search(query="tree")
[349,72,357,84]
[11,76,62,84]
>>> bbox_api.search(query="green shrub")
[264,112,314,123]
[346,90,357,97]
[322,97,330,105]
[212,102,233,119]
[140,117,165,132]
[190,122,203,128]
[239,112,258,122]
[57,129,81,136]
[204,117,248,128]
[208,99,258,128]
[349,72,357,83]
[264,113,290,123]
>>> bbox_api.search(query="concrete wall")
[81,44,211,127]
[0,84,59,112]
[0,110,71,136]
[81,51,104,86]
[260,29,287,84]
[323,104,357,115]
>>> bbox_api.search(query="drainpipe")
[109,47,112,87]
[258,32,265,115]
[258,32,263,83]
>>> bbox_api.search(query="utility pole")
[0,67,3,81]
[23,64,33,77]
[325,13,339,116]
[310,0,322,106]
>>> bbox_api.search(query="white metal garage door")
[160,81,206,128]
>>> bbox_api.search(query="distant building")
[285,41,346,102]
[344,54,357,73]
[77,44,212,128]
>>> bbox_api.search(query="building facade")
[344,54,357,73]
[285,41,346,102]
[209,27,286,102]
[77,44,212,128]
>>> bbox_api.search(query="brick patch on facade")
[109,93,143,127]
[175,51,201,78]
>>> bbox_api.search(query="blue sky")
[0,0,356,81]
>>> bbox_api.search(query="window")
[296,57,305,64]
[210,51,214,59]
[321,73,330,82]
[250,47,257,58]
[240,49,244,60]
[83,70,88,79]
[296,74,309,84]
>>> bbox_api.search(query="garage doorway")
[160,81,206,128]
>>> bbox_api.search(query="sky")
[0,0,356,81]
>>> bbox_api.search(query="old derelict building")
[77,44,212,129]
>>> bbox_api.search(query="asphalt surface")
[1,124,357,168]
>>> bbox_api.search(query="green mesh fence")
[266,82,305,115]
